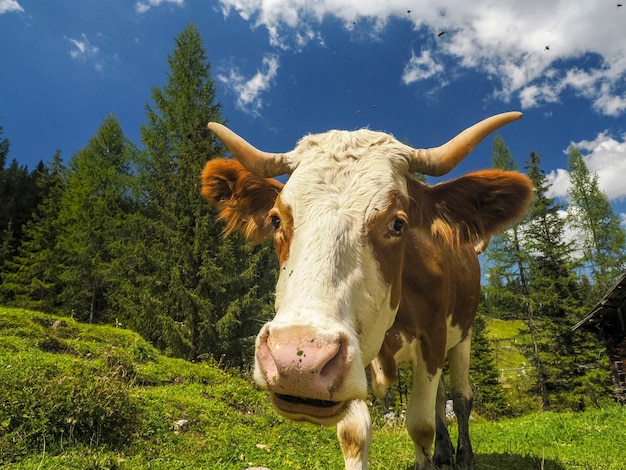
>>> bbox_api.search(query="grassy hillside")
[485,318,529,379]
[483,318,540,413]
[1,307,625,469]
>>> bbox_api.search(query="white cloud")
[66,33,99,61]
[135,0,183,14]
[402,50,443,84]
[218,0,626,117]
[547,131,626,202]
[593,83,626,116]
[65,33,107,72]
[557,208,586,260]
[572,132,626,201]
[546,168,570,200]
[0,0,23,14]
[519,82,561,109]
[217,54,280,116]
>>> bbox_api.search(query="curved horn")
[409,112,523,176]
[208,122,291,177]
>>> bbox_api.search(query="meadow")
[1,307,624,469]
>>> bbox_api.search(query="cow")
[201,112,533,470]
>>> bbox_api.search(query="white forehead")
[281,129,411,221]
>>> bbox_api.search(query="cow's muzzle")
[255,325,353,424]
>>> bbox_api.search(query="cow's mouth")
[272,393,348,422]
[276,393,338,408]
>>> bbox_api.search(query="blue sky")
[2,0,626,225]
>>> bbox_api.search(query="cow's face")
[201,113,533,425]
[254,131,413,423]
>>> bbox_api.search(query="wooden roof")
[573,272,626,332]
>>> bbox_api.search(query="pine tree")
[1,151,66,310]
[128,23,277,363]
[521,151,606,411]
[470,307,512,418]
[566,145,626,303]
[0,126,8,170]
[54,115,137,323]
[483,136,530,320]
[490,134,517,172]
[0,127,49,286]
[0,223,15,279]
[522,151,565,410]
[0,159,29,237]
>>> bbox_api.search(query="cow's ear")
[201,158,283,244]
[411,170,533,245]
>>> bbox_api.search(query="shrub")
[0,352,139,463]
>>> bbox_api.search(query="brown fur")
[201,159,282,244]
[410,170,534,247]
[365,190,410,311]
[268,197,294,267]
[338,423,367,461]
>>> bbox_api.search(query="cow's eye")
[388,218,405,236]
[270,215,281,230]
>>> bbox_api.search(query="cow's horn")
[409,112,523,176]
[208,122,291,177]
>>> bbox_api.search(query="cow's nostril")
[320,336,348,380]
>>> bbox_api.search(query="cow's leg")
[337,399,372,470]
[434,377,454,469]
[406,364,442,470]
[448,335,475,470]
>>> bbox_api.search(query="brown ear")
[411,170,533,245]
[201,158,283,244]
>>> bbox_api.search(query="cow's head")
[202,113,533,425]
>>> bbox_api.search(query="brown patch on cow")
[408,170,533,247]
[201,159,283,244]
[373,332,401,393]
[365,190,409,312]
[268,196,293,267]
[373,170,532,380]
[376,230,480,378]
[409,423,436,459]
[338,422,366,461]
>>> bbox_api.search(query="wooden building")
[573,272,626,404]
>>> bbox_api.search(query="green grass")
[468,406,626,469]
[485,318,529,375]
[1,307,625,469]
[485,318,526,339]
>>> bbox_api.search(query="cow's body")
[201,113,533,469]
[370,238,480,468]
